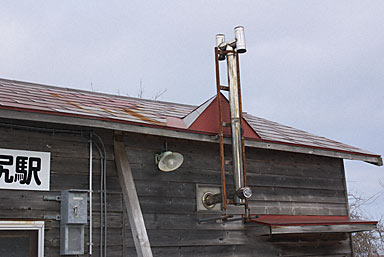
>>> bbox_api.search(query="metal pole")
[89,135,93,255]
[226,45,245,205]
[215,47,228,212]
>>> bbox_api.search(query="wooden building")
[0,78,381,257]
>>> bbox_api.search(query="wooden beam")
[113,133,153,257]
[0,109,382,166]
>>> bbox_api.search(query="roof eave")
[0,108,382,166]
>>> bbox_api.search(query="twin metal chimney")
[199,26,252,221]
[216,26,250,205]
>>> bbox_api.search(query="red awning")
[248,215,377,235]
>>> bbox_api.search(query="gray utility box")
[61,190,88,224]
[60,190,88,255]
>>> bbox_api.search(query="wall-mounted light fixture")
[155,142,184,172]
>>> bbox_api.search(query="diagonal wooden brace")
[114,133,153,257]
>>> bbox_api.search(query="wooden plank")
[0,191,123,220]
[123,138,344,179]
[114,135,153,257]
[245,158,344,179]
[49,173,122,192]
[248,201,347,216]
[125,245,279,257]
[134,229,250,247]
[249,186,346,204]
[44,245,123,257]
[44,227,123,247]
[246,173,344,190]
[134,180,346,204]
[128,162,344,191]
[275,240,352,257]
[50,157,116,176]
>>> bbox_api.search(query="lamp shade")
[156,151,184,172]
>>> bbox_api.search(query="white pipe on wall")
[89,136,93,255]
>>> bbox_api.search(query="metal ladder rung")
[220,85,229,91]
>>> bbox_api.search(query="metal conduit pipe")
[203,192,222,207]
[94,143,105,257]
[100,154,104,257]
[103,149,107,257]
[89,135,93,255]
[91,132,108,257]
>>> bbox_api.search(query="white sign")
[0,148,50,191]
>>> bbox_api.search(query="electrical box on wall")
[60,190,88,255]
[61,190,88,224]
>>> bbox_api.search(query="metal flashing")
[248,215,378,234]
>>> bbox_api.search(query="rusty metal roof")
[250,214,377,226]
[0,78,380,163]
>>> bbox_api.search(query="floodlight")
[155,151,184,172]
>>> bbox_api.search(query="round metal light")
[155,151,184,172]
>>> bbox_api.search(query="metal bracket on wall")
[196,184,222,212]
[43,196,62,220]
[44,214,61,221]
[43,195,61,201]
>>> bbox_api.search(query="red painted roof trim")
[0,105,381,159]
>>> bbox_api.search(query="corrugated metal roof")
[0,78,380,161]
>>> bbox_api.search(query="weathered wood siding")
[0,122,122,257]
[122,133,352,256]
[0,120,352,257]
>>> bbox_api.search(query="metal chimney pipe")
[226,44,245,205]
[234,26,246,53]
[216,34,225,48]
[216,34,226,61]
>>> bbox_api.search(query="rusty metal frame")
[235,52,250,217]
[214,47,228,213]
[214,48,250,219]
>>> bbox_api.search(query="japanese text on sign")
[0,148,50,191]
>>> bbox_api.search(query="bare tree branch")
[152,89,167,101]
[137,80,144,99]
[349,192,384,256]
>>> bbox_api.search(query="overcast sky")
[1,1,383,217]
